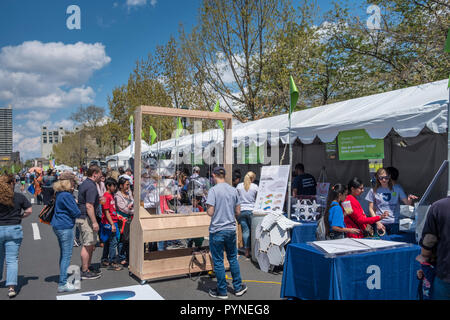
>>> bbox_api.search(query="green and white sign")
[338,129,384,160]
[245,143,264,164]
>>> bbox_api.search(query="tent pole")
[447,88,450,196]
[287,115,292,220]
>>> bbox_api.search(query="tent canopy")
[143,79,449,155]
[106,141,151,162]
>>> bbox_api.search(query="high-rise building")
[41,126,65,159]
[0,105,13,161]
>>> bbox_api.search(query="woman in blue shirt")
[325,184,361,239]
[51,173,81,293]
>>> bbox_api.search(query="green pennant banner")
[150,126,157,145]
[289,76,299,117]
[213,100,224,130]
[176,117,183,138]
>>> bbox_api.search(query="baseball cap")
[193,166,201,173]
[212,166,226,176]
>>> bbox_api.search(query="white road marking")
[31,223,41,240]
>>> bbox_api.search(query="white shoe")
[57,282,79,293]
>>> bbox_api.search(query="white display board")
[254,165,290,213]
[57,285,164,300]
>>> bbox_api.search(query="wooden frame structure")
[129,105,233,281]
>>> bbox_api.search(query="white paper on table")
[351,238,408,249]
[311,238,373,255]
[311,238,409,256]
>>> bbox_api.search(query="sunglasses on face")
[379,176,390,181]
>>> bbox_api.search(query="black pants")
[36,194,43,205]
[42,187,54,205]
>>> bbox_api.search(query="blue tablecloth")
[381,232,417,244]
[290,222,318,243]
[281,243,421,300]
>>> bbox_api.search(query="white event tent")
[144,79,447,151]
[141,79,449,198]
[106,141,151,168]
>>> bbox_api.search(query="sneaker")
[8,288,16,298]
[235,284,248,297]
[208,289,228,300]
[108,263,123,271]
[89,266,102,275]
[81,270,101,280]
[57,283,79,293]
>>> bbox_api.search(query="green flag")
[289,76,299,118]
[128,115,134,141]
[176,117,183,138]
[213,100,225,130]
[150,126,157,145]
[129,130,144,141]
[445,29,450,53]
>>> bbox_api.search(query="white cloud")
[0,41,111,109]
[127,0,147,7]
[13,117,76,160]
[16,137,41,155]
[126,0,157,8]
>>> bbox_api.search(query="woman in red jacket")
[344,177,388,238]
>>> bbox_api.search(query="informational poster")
[338,129,384,160]
[254,165,290,213]
[325,140,337,160]
[368,159,383,173]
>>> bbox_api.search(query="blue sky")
[0,0,365,160]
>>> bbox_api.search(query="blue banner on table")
[281,243,421,300]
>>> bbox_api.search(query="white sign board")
[57,285,164,300]
[254,165,290,214]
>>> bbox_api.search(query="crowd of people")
[0,161,448,300]
[323,167,418,239]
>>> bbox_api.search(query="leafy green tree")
[180,0,291,121]
[327,0,449,89]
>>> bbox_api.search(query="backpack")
[315,203,338,241]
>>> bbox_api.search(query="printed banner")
[338,129,384,160]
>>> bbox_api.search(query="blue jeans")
[432,276,450,300]
[117,241,129,262]
[237,210,252,248]
[209,229,243,295]
[0,225,23,286]
[53,228,74,287]
[102,233,119,263]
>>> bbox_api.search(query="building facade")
[0,105,13,162]
[41,126,65,159]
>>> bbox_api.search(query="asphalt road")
[0,185,284,300]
